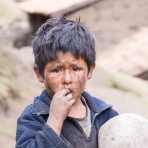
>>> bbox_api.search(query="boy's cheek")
[48,84,63,94]
[77,75,87,88]
[73,81,86,98]
[54,86,64,93]
[46,87,62,97]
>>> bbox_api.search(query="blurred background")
[0,0,148,147]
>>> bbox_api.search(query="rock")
[98,28,148,79]
[0,0,30,48]
[16,0,99,16]
[0,46,41,113]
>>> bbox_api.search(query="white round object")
[99,113,148,148]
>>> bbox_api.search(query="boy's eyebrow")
[47,63,62,69]
[70,63,81,67]
[47,62,82,69]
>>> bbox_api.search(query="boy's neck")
[68,97,86,119]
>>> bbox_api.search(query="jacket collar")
[32,89,111,115]
[82,91,111,114]
[32,90,52,115]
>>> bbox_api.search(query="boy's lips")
[64,88,73,96]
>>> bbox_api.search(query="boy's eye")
[72,66,82,71]
[50,67,62,73]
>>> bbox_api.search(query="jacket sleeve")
[15,105,72,148]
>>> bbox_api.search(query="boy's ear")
[88,64,95,80]
[33,64,44,83]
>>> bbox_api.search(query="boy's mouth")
[65,88,73,96]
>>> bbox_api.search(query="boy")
[16,17,118,148]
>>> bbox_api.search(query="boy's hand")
[47,89,75,135]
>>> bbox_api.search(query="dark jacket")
[16,90,118,148]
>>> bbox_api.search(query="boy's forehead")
[52,51,85,63]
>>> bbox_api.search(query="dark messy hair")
[32,17,96,76]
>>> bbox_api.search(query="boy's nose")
[63,70,72,85]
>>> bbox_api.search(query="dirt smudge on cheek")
[74,71,87,92]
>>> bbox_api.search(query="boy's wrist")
[47,116,64,136]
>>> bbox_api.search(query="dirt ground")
[1,0,148,147]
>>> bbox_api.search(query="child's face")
[36,51,94,101]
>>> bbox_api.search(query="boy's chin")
[74,94,82,101]
[46,89,54,97]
